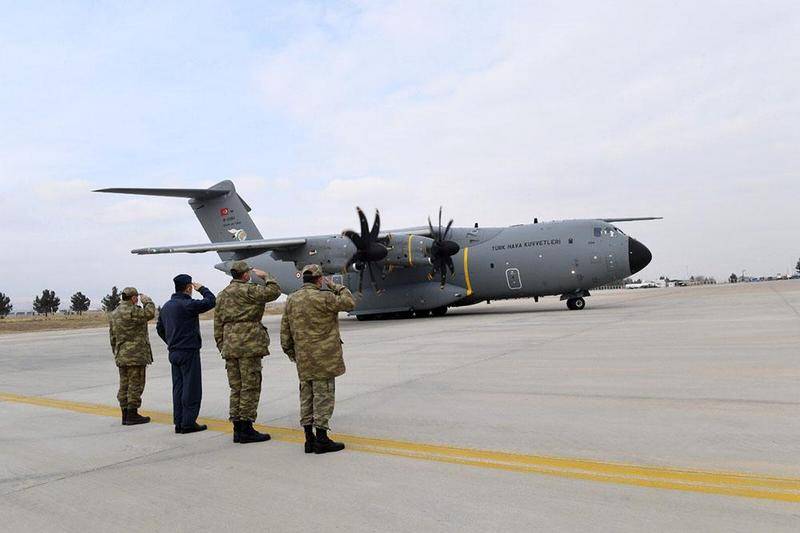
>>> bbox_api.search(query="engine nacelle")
[382,234,434,268]
[273,233,436,273]
[272,235,355,274]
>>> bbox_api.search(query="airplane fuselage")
[216,218,651,317]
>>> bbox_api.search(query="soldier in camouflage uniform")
[280,264,356,454]
[214,260,282,444]
[109,287,155,425]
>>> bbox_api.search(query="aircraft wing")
[131,237,307,255]
[600,217,663,222]
[129,228,427,255]
[378,226,432,238]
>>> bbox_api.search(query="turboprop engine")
[274,207,460,291]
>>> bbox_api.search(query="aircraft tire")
[414,309,432,318]
[567,297,586,310]
[431,306,448,317]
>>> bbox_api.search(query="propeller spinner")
[343,207,388,292]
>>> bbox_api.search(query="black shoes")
[235,421,270,444]
[123,408,151,426]
[178,422,208,434]
[313,429,345,454]
[304,425,316,454]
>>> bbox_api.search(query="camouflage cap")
[121,287,139,298]
[230,260,252,274]
[301,264,323,277]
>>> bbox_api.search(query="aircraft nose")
[628,237,652,275]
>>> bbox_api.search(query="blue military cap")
[173,274,192,291]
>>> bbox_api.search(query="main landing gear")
[566,297,586,311]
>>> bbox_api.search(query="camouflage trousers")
[226,357,263,422]
[299,378,335,431]
[117,365,146,409]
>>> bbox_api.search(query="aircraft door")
[506,268,523,290]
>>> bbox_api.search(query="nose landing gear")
[561,290,590,311]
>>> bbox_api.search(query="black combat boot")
[232,420,243,443]
[303,425,315,454]
[124,408,151,425]
[314,429,345,454]
[121,408,127,425]
[238,421,270,444]
[180,422,208,434]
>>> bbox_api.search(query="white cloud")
[1,0,799,310]
[322,176,410,202]
[252,1,800,279]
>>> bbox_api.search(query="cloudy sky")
[1,1,798,310]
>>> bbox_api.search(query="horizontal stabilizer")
[600,217,663,222]
[94,187,227,200]
[132,237,307,255]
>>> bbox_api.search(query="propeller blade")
[367,262,379,292]
[343,230,363,248]
[440,269,447,288]
[370,210,381,240]
[357,207,369,238]
[358,269,365,293]
[438,206,443,238]
[428,216,435,238]
[446,257,455,275]
[443,219,454,241]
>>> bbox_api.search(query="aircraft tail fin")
[94,180,263,261]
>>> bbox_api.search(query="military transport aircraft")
[96,180,658,319]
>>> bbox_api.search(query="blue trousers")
[169,350,202,427]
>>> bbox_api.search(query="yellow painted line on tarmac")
[2,391,799,503]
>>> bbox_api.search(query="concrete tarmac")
[1,281,799,531]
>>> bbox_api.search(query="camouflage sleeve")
[213,310,223,352]
[142,301,156,321]
[126,303,155,325]
[326,285,356,313]
[109,319,116,353]
[250,280,282,304]
[279,303,295,361]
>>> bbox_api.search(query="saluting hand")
[191,282,203,290]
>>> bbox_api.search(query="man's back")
[214,279,281,358]
[110,300,156,365]
[281,283,355,380]
[157,287,216,352]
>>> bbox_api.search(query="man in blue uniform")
[157,274,216,434]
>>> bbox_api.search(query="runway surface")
[1,281,799,531]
